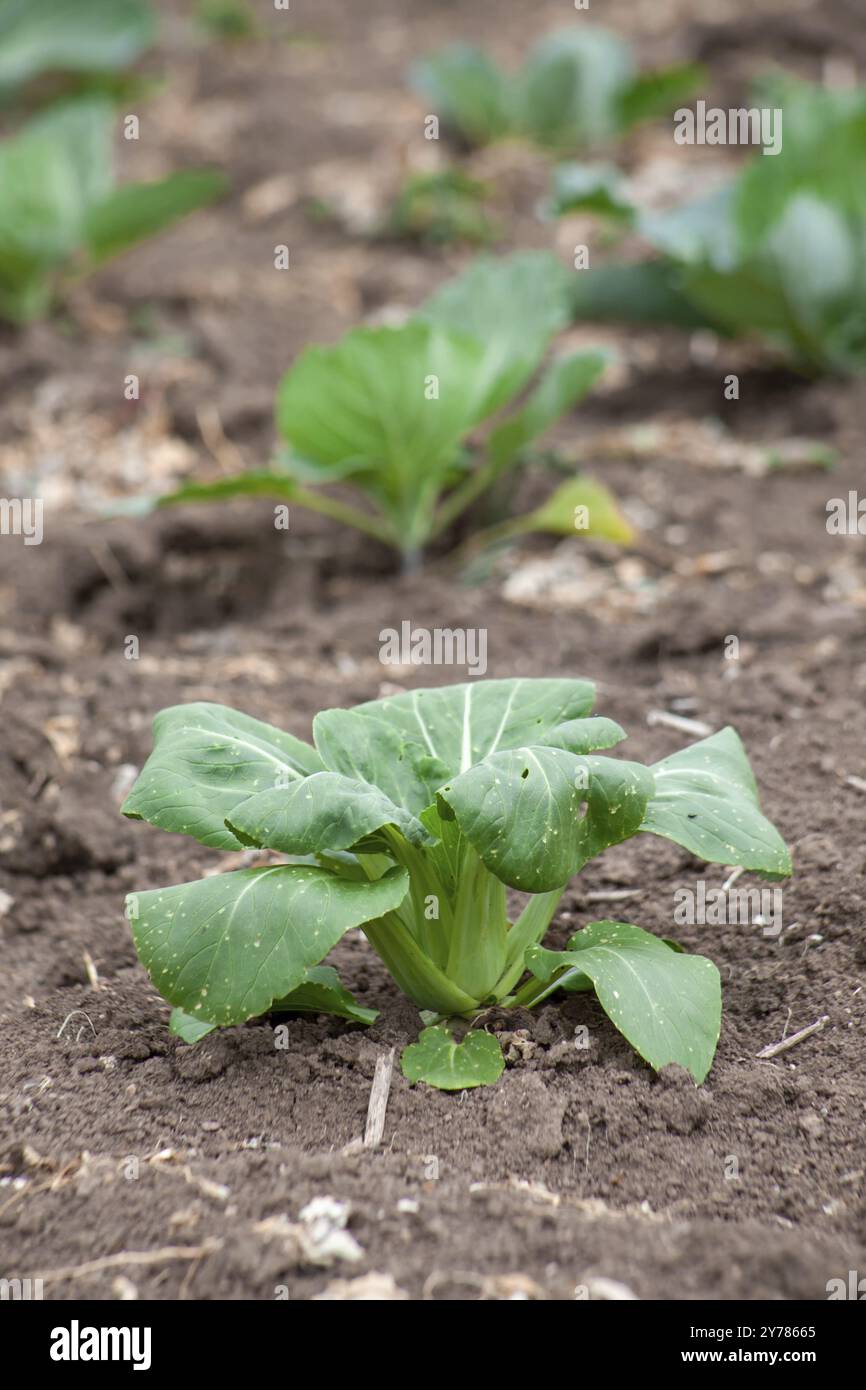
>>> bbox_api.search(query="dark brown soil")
[1,0,864,1302]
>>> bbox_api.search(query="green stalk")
[429,454,503,540]
[380,830,453,969]
[159,473,396,548]
[363,911,480,1015]
[452,512,533,561]
[509,964,592,1010]
[278,484,396,547]
[493,889,563,1000]
[445,856,508,1002]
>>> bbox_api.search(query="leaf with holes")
[527,921,721,1083]
[123,678,790,1090]
[642,727,792,877]
[128,864,409,1029]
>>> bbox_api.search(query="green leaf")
[518,26,636,149]
[128,863,409,1027]
[538,716,626,754]
[0,100,113,307]
[169,1007,216,1044]
[487,351,608,471]
[121,702,324,850]
[438,748,654,892]
[640,189,738,268]
[275,320,488,550]
[85,170,226,264]
[0,100,114,321]
[226,770,432,854]
[0,96,225,326]
[642,728,792,877]
[313,709,450,822]
[522,475,635,544]
[546,162,636,222]
[0,0,155,91]
[527,920,721,1083]
[734,79,866,251]
[156,470,299,507]
[272,966,378,1025]
[560,80,866,372]
[419,251,574,418]
[339,677,597,798]
[570,261,709,330]
[169,964,377,1036]
[401,1024,505,1090]
[409,45,511,146]
[412,29,702,155]
[616,63,704,131]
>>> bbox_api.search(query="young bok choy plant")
[411,25,701,153]
[550,79,866,374]
[122,678,791,1091]
[0,97,225,324]
[157,252,631,568]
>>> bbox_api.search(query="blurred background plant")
[411,25,702,153]
[550,78,866,375]
[0,0,156,108]
[385,168,498,247]
[0,97,225,324]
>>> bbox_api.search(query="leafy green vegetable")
[419,252,575,417]
[0,0,155,97]
[553,79,866,373]
[411,26,701,152]
[0,98,226,324]
[123,678,791,1090]
[386,168,496,246]
[155,252,628,565]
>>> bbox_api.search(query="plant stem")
[445,857,507,1002]
[493,889,563,1000]
[429,456,503,540]
[453,513,529,562]
[400,546,423,575]
[507,964,591,1010]
[507,974,563,1010]
[289,485,395,546]
[363,912,479,1015]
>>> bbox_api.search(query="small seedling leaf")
[401,1024,505,1090]
[524,474,634,544]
